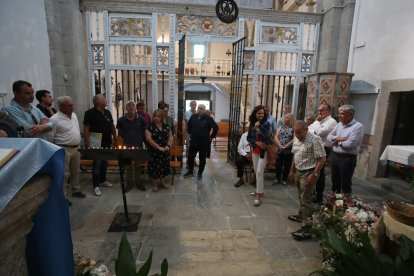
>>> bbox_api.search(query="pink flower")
[345,211,357,222]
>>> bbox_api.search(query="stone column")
[316,0,356,72]
[305,72,354,117]
[0,175,51,275]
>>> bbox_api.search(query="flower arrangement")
[74,255,111,276]
[306,192,384,272]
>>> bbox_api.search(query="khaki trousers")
[294,169,317,219]
[62,146,81,197]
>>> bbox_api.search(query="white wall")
[347,0,414,134]
[350,0,414,88]
[0,0,52,106]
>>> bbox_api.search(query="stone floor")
[70,148,405,276]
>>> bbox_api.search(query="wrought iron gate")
[227,37,245,163]
[176,35,185,146]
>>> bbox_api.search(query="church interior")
[1,0,414,275]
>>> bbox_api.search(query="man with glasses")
[308,103,337,203]
[5,80,54,140]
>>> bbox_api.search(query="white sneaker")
[93,187,102,196]
[101,181,113,187]
[282,181,287,185]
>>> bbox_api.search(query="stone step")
[367,176,414,203]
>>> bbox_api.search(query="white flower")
[356,211,368,222]
[90,264,110,276]
[335,194,343,199]
[335,200,344,207]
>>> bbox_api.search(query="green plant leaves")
[137,251,152,276]
[114,232,169,276]
[115,232,138,276]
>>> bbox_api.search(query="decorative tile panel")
[110,17,152,37]
[244,50,255,70]
[157,46,169,66]
[301,54,312,72]
[176,15,237,37]
[92,45,104,65]
[261,26,298,45]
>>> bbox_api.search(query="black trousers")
[187,140,209,175]
[331,152,357,194]
[314,147,331,200]
[236,155,250,178]
[92,160,108,188]
[275,152,293,182]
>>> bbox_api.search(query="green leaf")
[160,258,168,276]
[137,251,153,276]
[115,232,138,276]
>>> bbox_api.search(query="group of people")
[0,80,185,205]
[234,103,364,240]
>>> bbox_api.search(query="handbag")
[266,143,278,165]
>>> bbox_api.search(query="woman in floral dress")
[145,109,173,191]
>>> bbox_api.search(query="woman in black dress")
[145,109,173,191]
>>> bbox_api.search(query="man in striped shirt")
[288,120,326,240]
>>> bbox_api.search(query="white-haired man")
[327,104,364,195]
[50,96,86,205]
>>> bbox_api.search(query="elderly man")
[116,100,146,191]
[36,89,57,118]
[184,104,218,180]
[288,120,326,240]
[83,94,117,196]
[327,105,364,195]
[275,105,291,129]
[5,80,53,140]
[308,103,337,203]
[50,96,86,205]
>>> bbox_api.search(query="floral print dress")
[147,123,170,179]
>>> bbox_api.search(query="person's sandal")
[253,199,261,206]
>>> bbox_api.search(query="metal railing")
[176,58,232,77]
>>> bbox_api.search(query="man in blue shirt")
[327,105,364,194]
[5,80,53,140]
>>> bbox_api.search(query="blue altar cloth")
[0,138,74,275]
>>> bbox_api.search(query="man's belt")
[333,151,356,157]
[296,167,315,173]
[57,144,79,148]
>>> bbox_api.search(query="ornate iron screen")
[227,37,246,164]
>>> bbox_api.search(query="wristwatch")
[313,171,319,177]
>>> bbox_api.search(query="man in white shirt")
[50,96,85,205]
[308,103,337,203]
[234,132,252,187]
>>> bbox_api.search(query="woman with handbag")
[247,105,274,206]
[274,113,294,185]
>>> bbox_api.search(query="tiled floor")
[70,148,405,275]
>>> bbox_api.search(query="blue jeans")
[92,160,108,188]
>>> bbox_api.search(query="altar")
[379,145,414,181]
[0,138,73,275]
